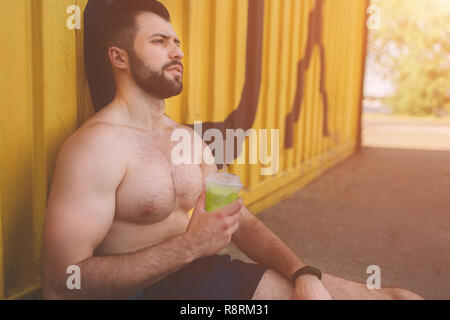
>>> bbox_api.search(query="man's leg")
[251,269,294,299]
[251,269,424,300]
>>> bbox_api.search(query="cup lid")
[205,171,243,188]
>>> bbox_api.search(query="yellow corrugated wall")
[0,0,368,299]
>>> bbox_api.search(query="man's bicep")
[43,132,126,267]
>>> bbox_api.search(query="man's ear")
[108,46,128,70]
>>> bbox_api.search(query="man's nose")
[169,43,184,60]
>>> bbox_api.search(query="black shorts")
[130,254,267,300]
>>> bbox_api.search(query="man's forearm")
[232,206,306,281]
[51,234,196,300]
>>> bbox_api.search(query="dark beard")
[128,49,183,99]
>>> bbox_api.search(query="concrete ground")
[223,116,450,300]
[362,115,450,151]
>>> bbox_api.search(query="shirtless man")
[42,0,422,300]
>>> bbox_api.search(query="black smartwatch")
[291,266,322,284]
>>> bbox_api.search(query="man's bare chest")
[114,129,204,224]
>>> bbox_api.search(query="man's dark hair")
[102,0,171,54]
[84,0,171,112]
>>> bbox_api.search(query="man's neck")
[114,83,167,132]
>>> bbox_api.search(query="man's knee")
[251,269,294,300]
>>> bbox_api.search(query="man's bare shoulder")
[58,121,128,173]
[168,119,200,140]
[65,121,122,149]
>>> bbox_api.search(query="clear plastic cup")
[205,171,243,212]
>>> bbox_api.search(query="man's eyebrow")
[149,33,181,45]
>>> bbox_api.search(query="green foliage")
[369,0,450,117]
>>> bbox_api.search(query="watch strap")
[291,266,322,284]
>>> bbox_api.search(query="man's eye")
[154,39,164,44]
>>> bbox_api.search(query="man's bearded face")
[128,48,183,99]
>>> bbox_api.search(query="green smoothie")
[205,171,243,212]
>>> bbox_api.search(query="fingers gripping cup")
[205,171,243,212]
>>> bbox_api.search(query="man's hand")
[293,275,333,300]
[184,186,243,259]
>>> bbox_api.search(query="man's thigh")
[251,269,423,300]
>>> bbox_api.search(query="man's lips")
[166,65,183,74]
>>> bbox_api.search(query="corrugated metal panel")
[0,0,368,299]
[161,0,368,213]
[1,0,41,299]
